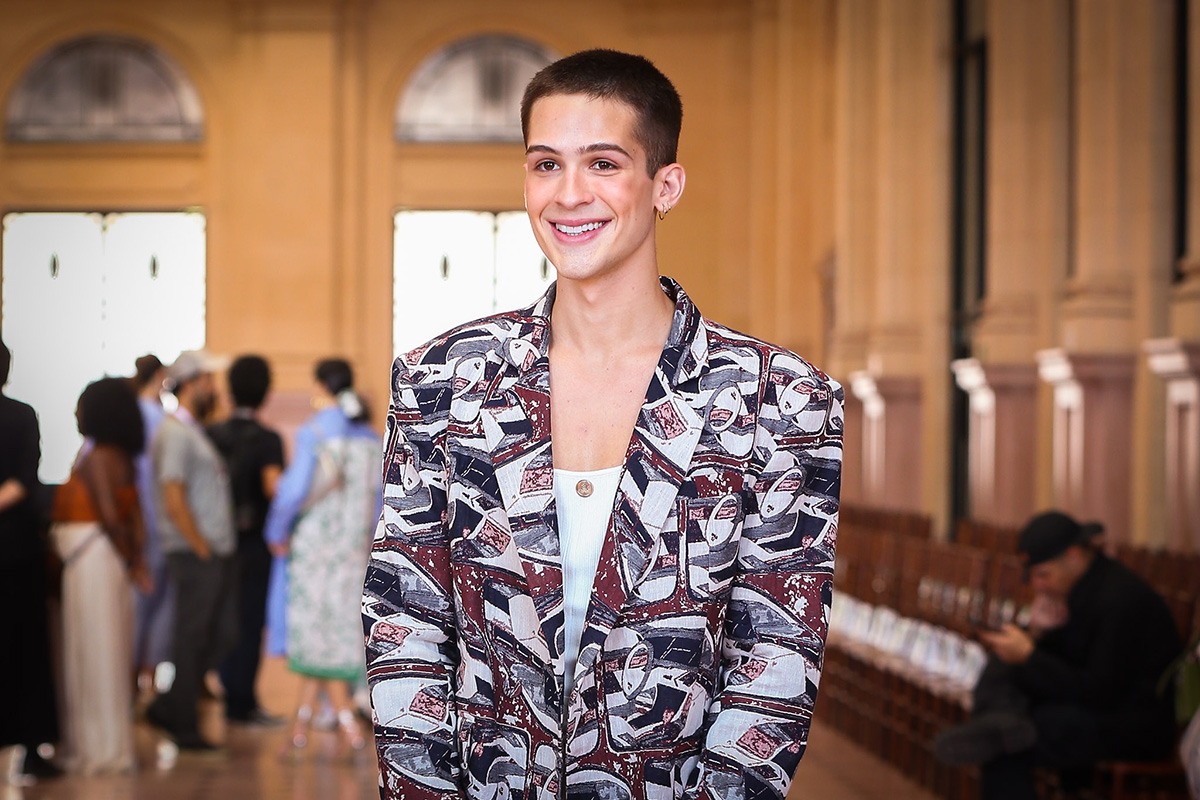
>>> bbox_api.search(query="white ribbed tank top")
[553,465,622,699]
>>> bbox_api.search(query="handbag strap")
[61,529,102,569]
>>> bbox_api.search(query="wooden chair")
[1091,758,1189,800]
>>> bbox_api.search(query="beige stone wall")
[1,0,1193,547]
[0,0,835,410]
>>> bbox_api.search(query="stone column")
[972,0,1069,520]
[1065,0,1174,354]
[1144,340,1200,554]
[1037,349,1136,544]
[1175,0,1200,332]
[867,0,952,528]
[829,0,881,506]
[974,0,1068,368]
[830,0,879,380]
[1060,0,1175,546]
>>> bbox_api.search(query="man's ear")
[654,163,686,213]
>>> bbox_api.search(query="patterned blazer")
[363,277,844,800]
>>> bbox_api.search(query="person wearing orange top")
[50,377,149,775]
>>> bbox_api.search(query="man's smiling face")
[523,93,661,285]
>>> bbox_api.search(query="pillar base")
[1144,338,1200,553]
[1036,348,1135,544]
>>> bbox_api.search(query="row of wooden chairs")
[820,507,1200,800]
[825,510,1009,799]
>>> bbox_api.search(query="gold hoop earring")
[656,203,671,221]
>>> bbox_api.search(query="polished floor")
[8,658,936,800]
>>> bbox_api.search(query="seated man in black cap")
[935,510,1181,800]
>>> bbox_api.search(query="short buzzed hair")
[520,49,683,177]
[228,355,272,410]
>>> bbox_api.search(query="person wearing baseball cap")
[144,349,237,752]
[1017,510,1104,584]
[935,510,1181,800]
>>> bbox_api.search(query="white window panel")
[2,211,206,483]
[101,212,206,376]
[393,211,495,356]
[3,213,105,482]
[393,210,553,359]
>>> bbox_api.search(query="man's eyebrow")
[581,142,631,158]
[525,142,632,158]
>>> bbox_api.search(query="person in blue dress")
[131,355,174,696]
[264,358,381,757]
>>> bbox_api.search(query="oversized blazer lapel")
[571,280,710,694]
[479,279,712,695]
[478,298,566,677]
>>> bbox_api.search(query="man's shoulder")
[395,309,532,376]
[1086,556,1178,633]
[157,414,202,447]
[701,316,840,389]
[1099,556,1168,604]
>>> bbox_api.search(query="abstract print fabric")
[363,277,843,800]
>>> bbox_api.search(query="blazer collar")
[499,275,710,389]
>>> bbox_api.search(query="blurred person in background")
[0,339,60,784]
[264,358,381,757]
[935,511,1181,800]
[208,355,284,726]
[49,377,149,775]
[131,354,174,698]
[144,350,237,752]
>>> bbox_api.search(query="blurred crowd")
[0,339,381,782]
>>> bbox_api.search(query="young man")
[363,50,843,800]
[145,350,238,751]
[207,355,284,725]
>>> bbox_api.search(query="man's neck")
[549,268,674,357]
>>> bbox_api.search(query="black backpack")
[208,419,265,536]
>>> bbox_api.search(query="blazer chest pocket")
[682,492,744,601]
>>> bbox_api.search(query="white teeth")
[554,221,603,235]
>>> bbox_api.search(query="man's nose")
[555,166,591,208]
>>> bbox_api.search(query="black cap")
[1017,511,1104,576]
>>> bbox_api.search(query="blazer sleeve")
[362,356,462,800]
[685,375,844,800]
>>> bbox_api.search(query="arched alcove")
[395,34,556,143]
[5,34,204,142]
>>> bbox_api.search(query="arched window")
[395,35,555,143]
[5,35,204,142]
